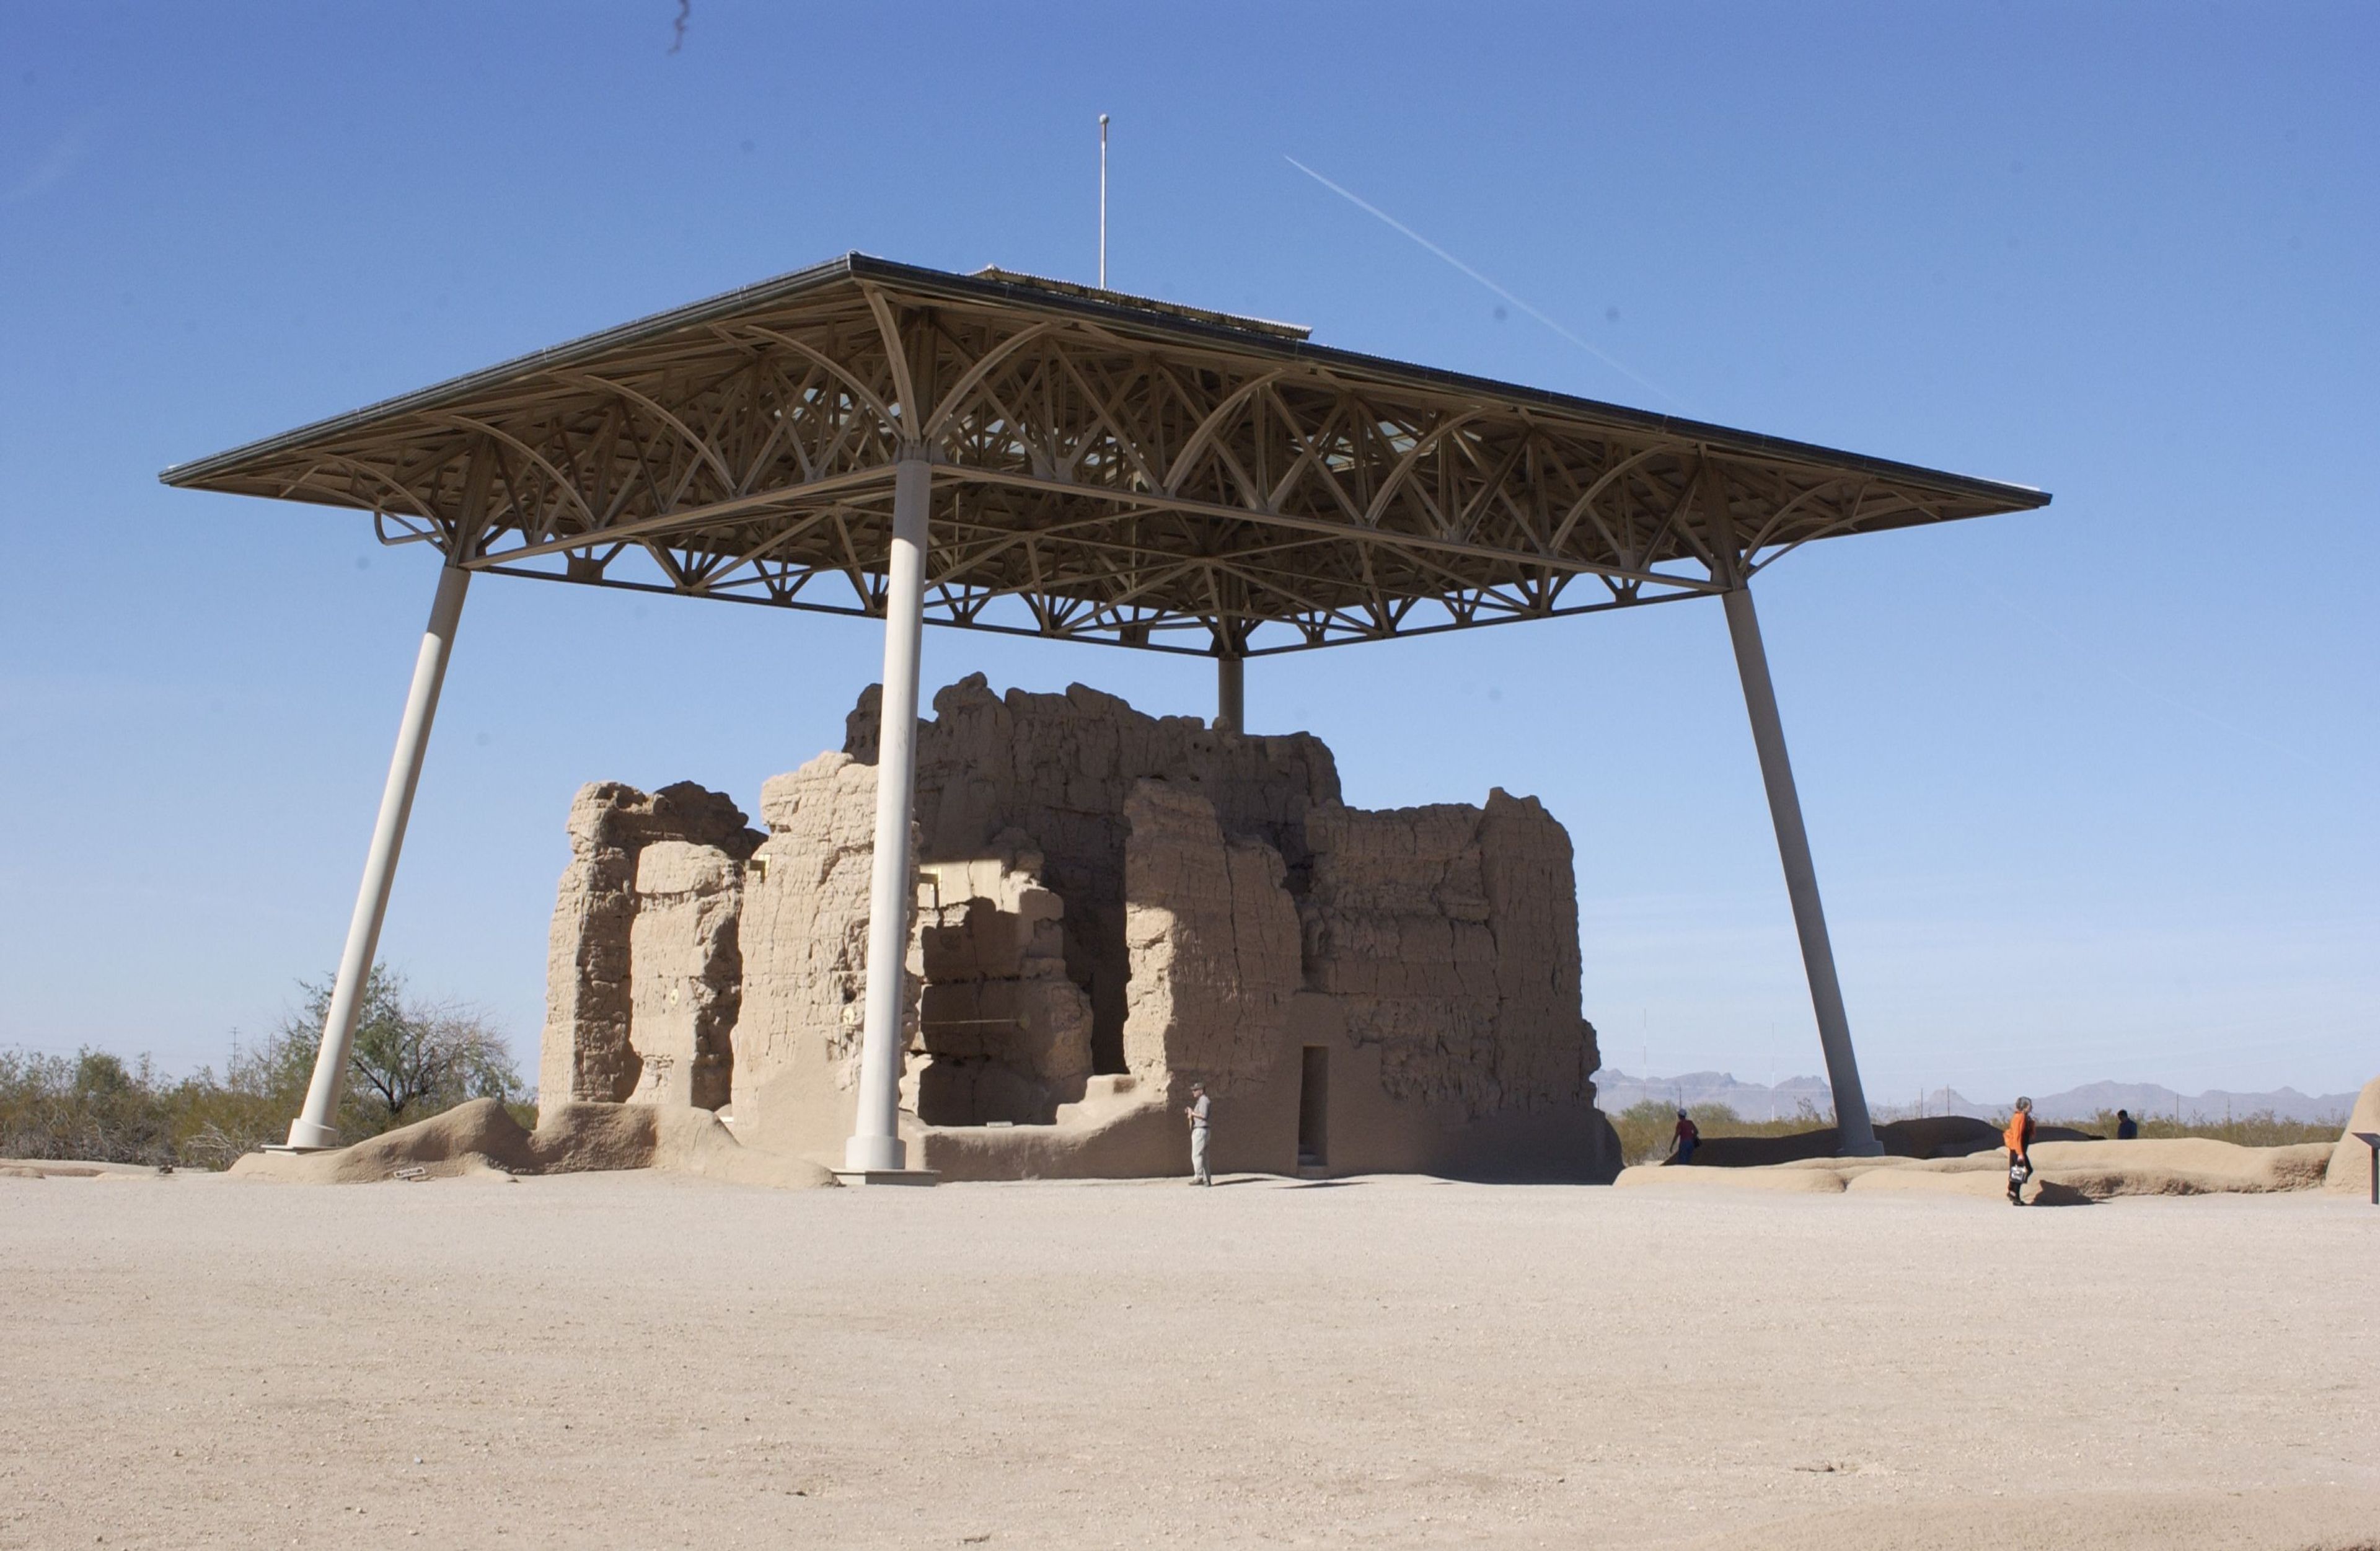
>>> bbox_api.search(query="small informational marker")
[2355,1132,2380,1206]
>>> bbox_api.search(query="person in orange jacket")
[2005,1096,2037,1205]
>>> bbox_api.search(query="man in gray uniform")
[1185,1080,1212,1186]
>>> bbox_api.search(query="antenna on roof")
[1098,114,1110,289]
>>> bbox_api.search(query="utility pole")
[1098,114,1110,289]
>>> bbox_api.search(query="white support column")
[844,449,933,1176]
[1721,583,1883,1157]
[1215,654,1245,735]
[281,562,472,1149]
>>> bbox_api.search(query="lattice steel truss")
[163,255,2047,657]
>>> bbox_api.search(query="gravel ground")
[2,1169,2374,1550]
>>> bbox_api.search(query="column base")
[844,1133,907,1172]
[831,1168,941,1188]
[276,1116,343,1152]
[1838,1138,1886,1159]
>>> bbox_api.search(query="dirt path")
[2,1171,2373,1549]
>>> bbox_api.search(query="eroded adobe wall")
[539,780,760,1111]
[1119,780,1301,1096]
[1299,789,1598,1117]
[846,673,1340,1073]
[914,849,1095,1125]
[1104,777,1610,1180]
[1476,790,1597,1110]
[625,841,744,1110]
[729,753,1102,1149]
[557,681,1608,1177]
[728,752,885,1151]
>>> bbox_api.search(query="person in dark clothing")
[1670,1109,1700,1165]
[2115,1108,2139,1140]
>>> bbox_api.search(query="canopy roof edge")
[162,252,2044,508]
[158,252,2050,656]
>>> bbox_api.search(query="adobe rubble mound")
[228,1097,834,1188]
[539,675,1620,1182]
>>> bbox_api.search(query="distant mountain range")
[2012,1080,2358,1126]
[1593,1070,1838,1123]
[1593,1069,2358,1126]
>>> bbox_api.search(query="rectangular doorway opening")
[1297,1046,1329,1172]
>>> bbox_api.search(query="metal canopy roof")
[162,252,2049,657]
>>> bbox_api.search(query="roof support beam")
[1721,583,1881,1156]
[461,464,896,566]
[844,449,935,1181]
[935,464,1725,594]
[280,448,490,1150]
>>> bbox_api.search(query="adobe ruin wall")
[539,780,760,1108]
[847,676,1341,1074]
[539,676,1618,1181]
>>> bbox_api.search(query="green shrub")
[0,1049,177,1165]
[2062,1107,2338,1149]
[0,964,523,1168]
[1608,1097,1835,1166]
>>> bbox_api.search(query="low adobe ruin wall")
[540,677,1619,1182]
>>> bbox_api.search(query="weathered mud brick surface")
[1121,780,1301,1094]
[1299,790,1593,1116]
[914,844,1095,1125]
[625,840,744,1110]
[539,678,1608,1177]
[732,753,887,1101]
[848,673,1341,1073]
[539,780,759,1109]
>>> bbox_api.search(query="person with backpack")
[2005,1096,2037,1205]
[1670,1108,1701,1165]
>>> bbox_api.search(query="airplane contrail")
[1284,155,1686,410]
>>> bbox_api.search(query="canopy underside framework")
[163,255,2048,658]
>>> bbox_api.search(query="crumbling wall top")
[567,779,763,860]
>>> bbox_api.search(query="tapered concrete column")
[845,450,933,1173]
[283,562,472,1149]
[1215,655,1245,734]
[1721,583,1882,1157]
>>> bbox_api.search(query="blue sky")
[2,2,2371,1102]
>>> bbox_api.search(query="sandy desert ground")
[2,1168,2374,1550]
